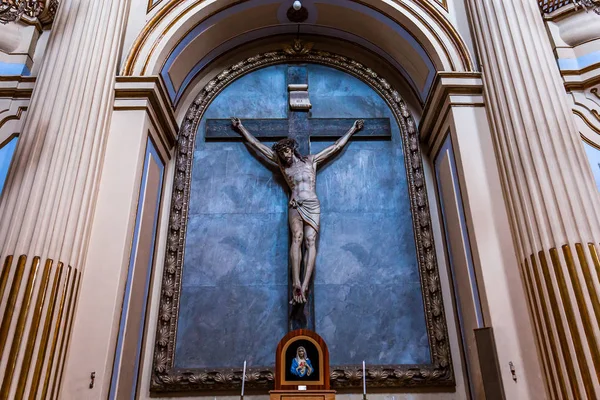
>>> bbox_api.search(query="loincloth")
[289,198,321,232]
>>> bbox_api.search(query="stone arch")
[122,0,475,106]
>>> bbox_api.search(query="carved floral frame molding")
[151,48,454,393]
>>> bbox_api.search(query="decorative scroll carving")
[0,106,27,131]
[38,0,59,25]
[570,85,600,136]
[538,0,574,14]
[151,48,454,393]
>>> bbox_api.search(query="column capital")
[114,76,179,150]
[420,72,484,154]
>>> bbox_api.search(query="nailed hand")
[354,119,364,131]
[231,117,242,128]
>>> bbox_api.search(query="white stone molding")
[569,87,600,148]
[62,74,176,398]
[421,72,547,399]
[420,72,485,155]
[0,76,34,145]
[113,76,178,155]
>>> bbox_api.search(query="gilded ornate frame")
[151,48,454,393]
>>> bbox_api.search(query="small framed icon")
[276,330,329,389]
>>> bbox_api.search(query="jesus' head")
[272,138,306,165]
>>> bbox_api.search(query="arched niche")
[122,0,474,106]
[173,34,425,122]
[151,47,453,393]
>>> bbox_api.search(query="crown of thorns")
[272,138,298,153]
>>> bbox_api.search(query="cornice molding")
[114,76,178,149]
[122,0,474,76]
[0,76,36,99]
[419,72,484,147]
[433,0,448,12]
[0,106,27,131]
[147,0,166,13]
[562,63,600,91]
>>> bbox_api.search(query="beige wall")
[447,105,545,400]
[421,74,547,399]
[62,109,151,399]
[60,78,176,399]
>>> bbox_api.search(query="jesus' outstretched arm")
[231,117,278,163]
[313,119,364,166]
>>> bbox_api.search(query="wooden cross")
[205,65,392,330]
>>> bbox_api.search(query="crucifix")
[205,65,391,330]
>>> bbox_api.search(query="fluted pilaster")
[0,0,130,398]
[466,0,600,398]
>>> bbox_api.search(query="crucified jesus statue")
[231,117,364,304]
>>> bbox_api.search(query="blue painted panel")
[110,139,165,400]
[558,50,600,71]
[130,142,164,399]
[434,136,483,327]
[0,136,19,194]
[583,140,600,191]
[200,65,288,119]
[182,213,288,287]
[0,62,30,76]
[434,134,481,396]
[176,282,287,368]
[176,64,428,369]
[308,65,427,365]
[176,65,288,368]
[188,142,287,216]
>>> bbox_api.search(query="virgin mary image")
[290,346,313,377]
